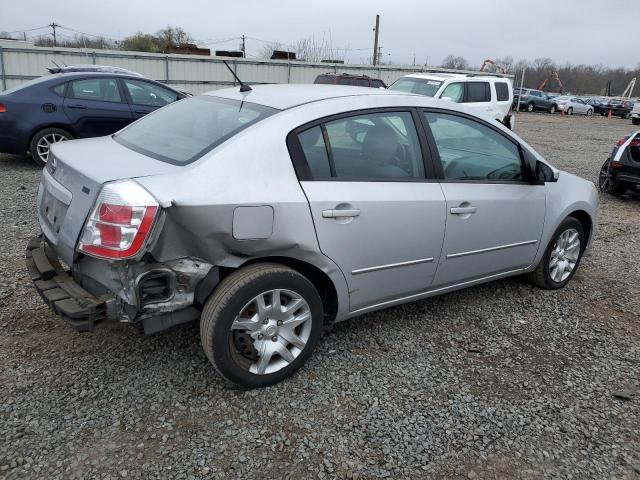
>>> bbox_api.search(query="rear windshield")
[115,96,277,165]
[388,77,443,97]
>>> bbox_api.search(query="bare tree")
[257,35,344,62]
[440,54,469,70]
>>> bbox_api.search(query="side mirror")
[536,159,559,183]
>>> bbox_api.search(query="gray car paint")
[41,85,598,329]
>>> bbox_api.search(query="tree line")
[441,54,638,96]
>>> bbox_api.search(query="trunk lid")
[39,136,179,265]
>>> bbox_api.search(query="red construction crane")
[538,71,563,93]
[479,58,506,74]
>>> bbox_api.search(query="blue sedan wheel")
[29,128,73,167]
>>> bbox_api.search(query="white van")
[389,73,514,128]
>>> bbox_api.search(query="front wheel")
[549,104,557,114]
[526,103,535,113]
[200,263,323,388]
[29,128,73,167]
[527,217,585,289]
[566,107,573,115]
[586,109,593,116]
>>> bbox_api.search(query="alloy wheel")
[36,133,68,164]
[549,228,580,283]
[229,289,312,375]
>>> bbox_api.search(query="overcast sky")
[2,0,638,68]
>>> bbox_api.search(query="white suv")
[389,73,514,128]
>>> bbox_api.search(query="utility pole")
[372,14,380,66]
[49,22,59,47]
[241,35,246,58]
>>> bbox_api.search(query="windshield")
[115,96,278,165]
[389,77,443,97]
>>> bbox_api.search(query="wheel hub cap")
[549,228,580,283]
[230,289,312,375]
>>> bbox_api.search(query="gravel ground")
[1,113,639,480]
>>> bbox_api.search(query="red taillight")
[78,181,159,259]
[0,104,6,113]
[616,136,639,147]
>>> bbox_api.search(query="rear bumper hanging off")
[25,235,106,332]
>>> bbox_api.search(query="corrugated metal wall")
[0,41,503,94]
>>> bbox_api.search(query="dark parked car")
[0,72,186,165]
[585,97,632,118]
[599,133,640,196]
[314,73,386,88]
[513,88,557,113]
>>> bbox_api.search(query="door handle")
[322,209,361,218]
[67,104,87,109]
[450,206,477,215]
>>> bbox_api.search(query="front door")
[291,110,447,311]
[422,110,546,287]
[63,77,132,137]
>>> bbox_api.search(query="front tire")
[587,109,593,116]
[526,102,535,113]
[29,128,73,167]
[549,104,557,114]
[566,107,573,115]
[527,217,584,290]
[200,263,323,388]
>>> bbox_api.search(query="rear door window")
[495,82,510,101]
[466,82,491,103]
[297,126,332,178]
[354,78,370,87]
[69,78,122,102]
[322,111,425,179]
[338,77,354,86]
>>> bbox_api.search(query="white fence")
[0,40,505,94]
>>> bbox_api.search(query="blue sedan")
[0,72,186,165]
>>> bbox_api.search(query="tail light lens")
[78,181,159,259]
[0,104,6,113]
[616,135,639,147]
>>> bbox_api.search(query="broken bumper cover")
[25,236,106,332]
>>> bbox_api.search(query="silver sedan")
[28,85,598,387]
[553,96,594,115]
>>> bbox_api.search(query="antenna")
[222,60,252,93]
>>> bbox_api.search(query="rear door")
[422,109,546,287]
[289,109,446,311]
[121,78,182,119]
[63,77,133,137]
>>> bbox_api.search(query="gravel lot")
[1,113,639,479]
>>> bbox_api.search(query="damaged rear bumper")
[26,236,106,332]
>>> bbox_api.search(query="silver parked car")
[553,96,594,116]
[27,85,598,387]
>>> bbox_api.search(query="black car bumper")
[25,236,106,332]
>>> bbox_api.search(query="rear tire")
[200,263,324,388]
[29,128,73,167]
[527,217,584,290]
[566,107,573,115]
[549,104,556,114]
[587,109,593,116]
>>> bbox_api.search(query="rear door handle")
[450,206,477,215]
[322,209,361,218]
[67,104,87,109]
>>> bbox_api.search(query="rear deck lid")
[39,136,179,265]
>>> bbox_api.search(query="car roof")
[403,73,502,81]
[205,84,417,110]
